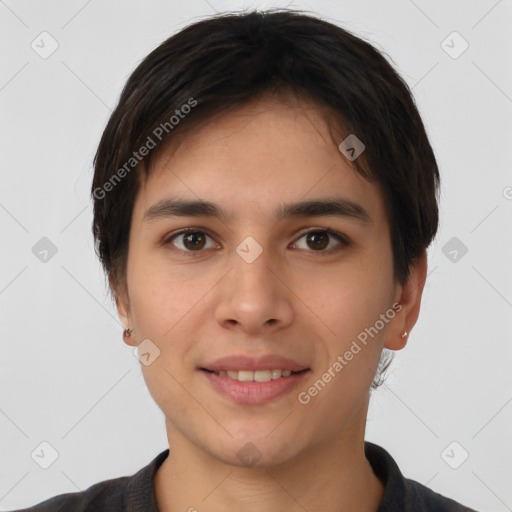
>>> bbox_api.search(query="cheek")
[300,247,394,342]
[127,251,207,336]
[127,256,219,392]
[294,260,394,433]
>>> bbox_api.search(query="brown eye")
[165,230,217,253]
[306,232,329,250]
[292,229,348,252]
[182,232,207,250]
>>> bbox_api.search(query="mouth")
[200,357,311,404]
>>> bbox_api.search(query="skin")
[113,95,427,512]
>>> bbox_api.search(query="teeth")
[238,370,254,382]
[215,369,295,381]
[254,370,271,382]
[270,369,282,379]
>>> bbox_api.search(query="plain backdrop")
[1,1,511,510]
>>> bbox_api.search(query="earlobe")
[384,251,428,351]
[117,299,136,347]
[110,274,136,346]
[117,296,137,347]
[122,327,136,347]
[384,309,409,351]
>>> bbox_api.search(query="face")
[116,96,410,467]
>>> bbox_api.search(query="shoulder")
[9,476,130,512]
[8,449,169,512]
[364,441,478,512]
[402,477,478,512]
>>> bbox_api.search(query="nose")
[214,242,294,336]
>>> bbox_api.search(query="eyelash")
[162,227,350,256]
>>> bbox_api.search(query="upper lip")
[201,355,310,372]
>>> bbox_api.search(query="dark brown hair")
[91,9,440,386]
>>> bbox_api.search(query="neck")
[154,406,383,512]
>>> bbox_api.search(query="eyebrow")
[143,197,371,223]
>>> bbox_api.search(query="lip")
[201,368,310,404]
[200,354,311,405]
[201,354,309,373]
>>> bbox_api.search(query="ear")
[109,273,136,347]
[384,250,428,351]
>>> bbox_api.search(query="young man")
[14,9,477,512]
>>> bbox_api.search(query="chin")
[205,432,303,469]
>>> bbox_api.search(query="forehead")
[132,96,387,226]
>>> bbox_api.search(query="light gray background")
[1,1,511,510]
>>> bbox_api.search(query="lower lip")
[201,370,310,404]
